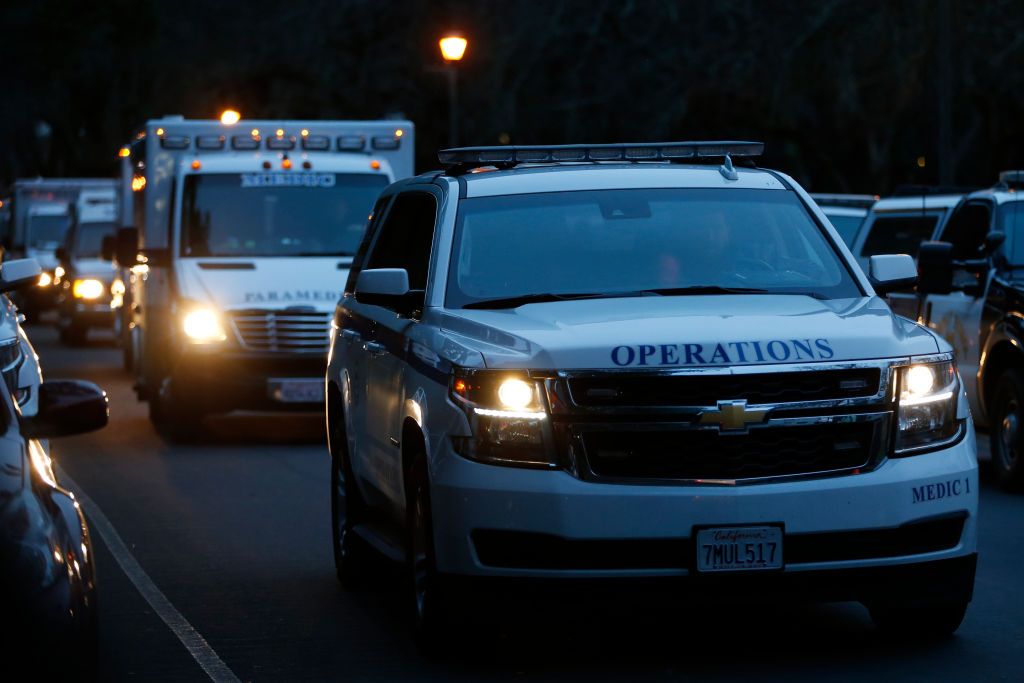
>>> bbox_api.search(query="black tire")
[149,388,204,443]
[329,406,370,586]
[869,601,968,639]
[990,369,1024,492]
[407,452,453,653]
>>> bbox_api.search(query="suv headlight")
[895,360,961,454]
[72,278,105,300]
[449,370,556,468]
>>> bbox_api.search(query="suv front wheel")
[990,368,1024,491]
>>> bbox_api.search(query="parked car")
[849,193,964,274]
[1,259,46,417]
[810,193,877,246]
[0,328,109,664]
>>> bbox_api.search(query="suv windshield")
[28,213,70,247]
[74,221,115,258]
[446,188,860,308]
[181,172,389,257]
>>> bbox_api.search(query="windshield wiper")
[640,285,832,300]
[462,292,640,309]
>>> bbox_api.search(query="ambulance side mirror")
[868,254,917,295]
[115,227,139,266]
[101,235,116,261]
[917,241,954,295]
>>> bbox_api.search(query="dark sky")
[2,0,1022,193]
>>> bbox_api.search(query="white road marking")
[57,465,242,683]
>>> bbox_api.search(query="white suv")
[325,142,978,646]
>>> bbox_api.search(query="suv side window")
[861,215,937,258]
[940,202,991,260]
[363,191,438,292]
[345,195,392,293]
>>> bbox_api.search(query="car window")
[861,215,938,258]
[824,214,865,246]
[446,188,861,307]
[364,192,437,291]
[940,202,992,260]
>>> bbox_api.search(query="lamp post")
[438,35,467,147]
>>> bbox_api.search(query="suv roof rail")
[438,141,764,175]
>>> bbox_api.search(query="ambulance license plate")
[696,526,783,572]
[268,378,324,403]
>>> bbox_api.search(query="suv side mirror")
[101,235,116,261]
[355,268,424,315]
[0,258,42,293]
[20,380,109,439]
[869,254,917,294]
[115,226,139,266]
[984,231,1006,255]
[917,241,954,295]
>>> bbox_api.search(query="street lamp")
[438,34,467,147]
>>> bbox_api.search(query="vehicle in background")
[327,141,977,647]
[55,188,119,345]
[0,371,108,666]
[916,171,1024,491]
[1,258,46,418]
[810,193,877,246]
[2,179,117,318]
[849,193,964,274]
[116,116,414,438]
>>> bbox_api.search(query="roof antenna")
[719,154,739,181]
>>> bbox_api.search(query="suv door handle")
[340,329,361,342]
[364,341,387,357]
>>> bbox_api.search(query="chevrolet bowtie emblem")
[699,400,770,432]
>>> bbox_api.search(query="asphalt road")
[33,324,1024,682]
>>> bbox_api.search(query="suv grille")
[230,310,330,352]
[567,369,881,408]
[580,421,878,482]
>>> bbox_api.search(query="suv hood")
[439,295,943,370]
[177,258,349,313]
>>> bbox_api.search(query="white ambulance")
[117,116,413,437]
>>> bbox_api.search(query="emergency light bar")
[438,141,764,171]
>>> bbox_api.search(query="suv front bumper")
[430,424,978,602]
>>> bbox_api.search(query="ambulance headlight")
[72,278,105,300]
[895,360,961,454]
[182,308,227,343]
[449,370,556,468]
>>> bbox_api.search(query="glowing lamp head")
[37,271,53,287]
[281,158,293,170]
[73,278,105,300]
[118,146,131,158]
[182,308,226,343]
[498,378,534,410]
[190,159,201,170]
[439,35,468,61]
[220,109,241,125]
[370,159,381,170]
[904,365,935,396]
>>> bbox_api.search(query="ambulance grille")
[579,421,878,482]
[229,310,331,353]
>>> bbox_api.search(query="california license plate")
[268,378,324,403]
[696,526,783,572]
